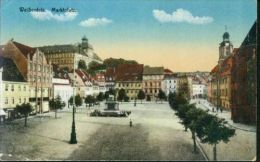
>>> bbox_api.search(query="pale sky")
[0,0,256,72]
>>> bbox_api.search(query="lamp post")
[69,51,77,144]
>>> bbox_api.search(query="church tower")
[81,35,88,52]
[219,27,233,64]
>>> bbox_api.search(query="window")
[24,98,26,103]
[5,98,8,104]
[5,84,8,91]
[18,85,21,91]
[11,85,14,91]
[19,98,22,103]
[12,97,15,104]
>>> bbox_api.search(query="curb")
[227,123,256,133]
[195,137,210,161]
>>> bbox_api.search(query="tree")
[75,94,83,107]
[178,80,191,100]
[186,107,207,153]
[69,94,83,108]
[117,88,126,102]
[16,103,33,127]
[137,90,145,103]
[103,58,138,68]
[146,95,151,101]
[96,92,104,102]
[196,115,235,160]
[87,61,106,76]
[175,103,194,131]
[85,95,95,107]
[158,89,166,103]
[124,95,130,102]
[78,60,87,70]
[49,95,65,119]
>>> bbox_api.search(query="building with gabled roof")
[0,39,53,113]
[0,56,30,120]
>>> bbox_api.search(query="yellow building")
[115,64,144,100]
[142,66,164,100]
[38,36,102,71]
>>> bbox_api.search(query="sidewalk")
[190,99,256,132]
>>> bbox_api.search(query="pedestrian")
[129,119,132,127]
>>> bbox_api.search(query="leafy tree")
[137,90,145,103]
[186,108,207,153]
[16,103,33,127]
[69,94,83,108]
[196,115,235,160]
[103,58,138,68]
[87,61,106,76]
[117,88,126,102]
[78,60,87,70]
[178,80,191,101]
[175,103,194,131]
[75,94,83,107]
[85,95,96,107]
[96,92,104,102]
[124,95,130,102]
[158,89,166,103]
[146,95,151,101]
[49,95,65,119]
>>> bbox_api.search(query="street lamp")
[69,49,78,144]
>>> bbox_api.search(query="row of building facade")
[0,36,210,121]
[208,21,256,124]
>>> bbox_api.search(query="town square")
[0,0,257,161]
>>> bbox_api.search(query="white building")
[192,82,207,99]
[52,78,73,108]
[163,75,178,96]
[0,67,6,122]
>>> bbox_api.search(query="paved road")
[190,99,256,160]
[0,103,204,161]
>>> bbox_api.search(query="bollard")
[129,119,132,127]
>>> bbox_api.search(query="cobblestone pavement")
[190,99,256,160]
[0,103,204,161]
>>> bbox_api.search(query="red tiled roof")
[12,41,36,58]
[75,69,90,82]
[116,64,143,81]
[210,65,218,74]
[105,67,116,77]
[164,68,173,74]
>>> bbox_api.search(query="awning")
[0,109,7,116]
